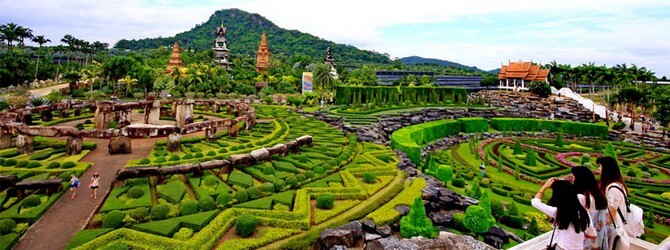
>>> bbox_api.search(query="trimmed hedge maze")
[0,138,95,249]
[68,105,410,250]
[391,118,670,245]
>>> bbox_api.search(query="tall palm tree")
[32,35,51,80]
[312,63,335,101]
[117,75,138,98]
[0,23,20,47]
[61,34,76,62]
[15,26,33,46]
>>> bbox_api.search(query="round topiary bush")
[151,204,170,220]
[3,159,17,167]
[16,160,29,168]
[235,214,258,237]
[286,176,298,187]
[295,174,306,182]
[235,190,249,203]
[378,154,391,163]
[180,200,199,215]
[126,187,145,199]
[452,178,465,188]
[194,152,204,158]
[261,182,275,193]
[173,227,193,240]
[129,207,149,221]
[297,154,309,163]
[169,155,181,161]
[26,161,42,169]
[216,193,233,206]
[316,194,334,209]
[62,161,76,169]
[206,151,216,157]
[262,165,274,175]
[22,195,41,208]
[304,171,315,179]
[627,170,637,177]
[198,196,216,211]
[313,166,325,175]
[102,210,125,229]
[139,158,150,164]
[218,148,228,153]
[0,218,17,234]
[363,172,376,184]
[46,162,61,169]
[203,175,218,187]
[272,179,286,191]
[247,187,261,199]
[154,157,167,163]
[0,158,5,165]
[182,154,193,160]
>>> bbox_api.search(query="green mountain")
[114,8,390,65]
[399,56,486,73]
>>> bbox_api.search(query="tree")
[514,164,520,180]
[528,217,540,236]
[400,197,437,238]
[652,85,670,135]
[467,179,481,199]
[15,26,33,46]
[0,23,20,47]
[491,199,504,218]
[436,165,454,182]
[479,74,498,88]
[464,205,493,234]
[524,148,537,166]
[479,190,496,225]
[554,131,564,147]
[312,63,335,101]
[117,75,138,98]
[612,87,645,130]
[32,35,51,80]
[604,142,618,159]
[513,141,523,155]
[528,81,551,97]
[508,201,519,216]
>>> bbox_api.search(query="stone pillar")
[74,108,82,116]
[66,136,83,155]
[117,109,132,128]
[246,110,256,131]
[41,110,53,122]
[226,105,233,115]
[175,104,187,127]
[0,131,13,149]
[94,106,110,129]
[145,100,160,125]
[108,136,132,154]
[212,104,220,113]
[167,132,181,152]
[22,111,33,125]
[16,135,34,154]
[59,109,69,118]
[205,126,217,142]
[229,121,239,137]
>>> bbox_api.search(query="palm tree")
[32,35,51,80]
[117,75,138,98]
[312,63,335,101]
[15,26,33,46]
[61,34,76,62]
[0,23,20,47]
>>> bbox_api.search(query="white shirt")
[605,183,627,228]
[531,198,586,250]
[578,194,598,221]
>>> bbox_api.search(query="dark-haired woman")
[572,166,609,249]
[597,156,634,249]
[532,178,591,250]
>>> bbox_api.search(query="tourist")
[572,166,611,249]
[597,156,630,250]
[69,173,79,199]
[90,173,100,199]
[532,178,591,250]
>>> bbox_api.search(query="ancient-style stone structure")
[256,32,270,73]
[213,22,232,70]
[108,136,132,154]
[166,41,184,72]
[498,61,549,91]
[323,46,338,78]
[167,132,181,152]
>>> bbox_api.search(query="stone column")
[66,136,83,155]
[0,131,12,149]
[146,100,161,125]
[59,109,69,118]
[212,104,220,113]
[41,110,53,122]
[16,135,34,154]
[117,109,132,128]
[205,126,217,142]
[226,105,233,115]
[108,136,132,154]
[74,108,81,116]
[22,111,33,125]
[229,121,239,137]
[94,106,110,129]
[175,104,187,127]
[167,132,181,152]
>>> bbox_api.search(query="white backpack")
[608,185,645,237]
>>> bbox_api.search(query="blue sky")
[1,0,669,77]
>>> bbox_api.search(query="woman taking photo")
[572,166,610,249]
[532,178,591,250]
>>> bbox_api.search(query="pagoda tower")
[166,41,183,72]
[255,32,270,73]
[323,46,338,79]
[213,22,232,70]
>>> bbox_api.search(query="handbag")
[609,207,631,250]
[546,224,557,250]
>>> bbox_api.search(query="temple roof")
[498,61,548,82]
[166,41,183,71]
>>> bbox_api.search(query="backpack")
[608,185,644,237]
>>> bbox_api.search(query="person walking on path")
[90,173,100,199]
[69,173,79,199]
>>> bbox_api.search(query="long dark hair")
[547,180,590,233]
[571,166,607,210]
[596,156,628,193]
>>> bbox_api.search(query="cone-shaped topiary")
[513,141,523,155]
[555,131,564,147]
[524,148,537,166]
[400,197,437,238]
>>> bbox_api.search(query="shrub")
[173,227,193,240]
[272,179,286,191]
[62,161,76,169]
[508,201,519,216]
[362,172,376,184]
[452,178,465,188]
[198,196,216,211]
[26,161,42,169]
[464,205,493,234]
[436,165,454,182]
[203,175,218,187]
[262,165,274,175]
[400,197,438,238]
[235,215,259,237]
[524,148,537,166]
[295,174,306,182]
[261,182,275,193]
[247,187,262,199]
[194,152,204,158]
[0,218,16,234]
[16,161,29,169]
[612,122,626,130]
[627,170,637,177]
[22,195,41,208]
[235,190,249,203]
[513,141,523,155]
[3,158,17,166]
[139,158,150,164]
[316,194,334,209]
[555,132,564,147]
[180,200,199,215]
[528,81,551,97]
[151,204,169,220]
[313,166,325,175]
[126,187,145,199]
[452,213,466,231]
[102,210,125,229]
[491,199,504,218]
[182,154,193,160]
[378,154,391,163]
[304,170,315,179]
[286,176,298,187]
[129,207,149,221]
[154,157,167,163]
[297,154,309,163]
[216,193,233,206]
[206,151,216,157]
[467,180,481,199]
[581,154,591,164]
[169,155,181,161]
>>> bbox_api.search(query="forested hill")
[114,8,390,64]
[400,56,486,73]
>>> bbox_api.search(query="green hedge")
[132,210,218,236]
[457,117,488,133]
[0,233,19,250]
[157,180,186,204]
[234,196,274,210]
[391,120,461,164]
[335,86,467,105]
[490,118,608,137]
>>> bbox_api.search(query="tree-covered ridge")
[399,56,487,73]
[114,8,391,65]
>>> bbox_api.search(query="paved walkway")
[29,84,69,98]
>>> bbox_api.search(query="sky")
[1,0,669,77]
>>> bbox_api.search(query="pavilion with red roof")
[498,61,549,91]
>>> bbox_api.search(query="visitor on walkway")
[90,173,100,199]
[597,156,631,250]
[69,173,79,199]
[572,166,611,249]
[532,178,591,250]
